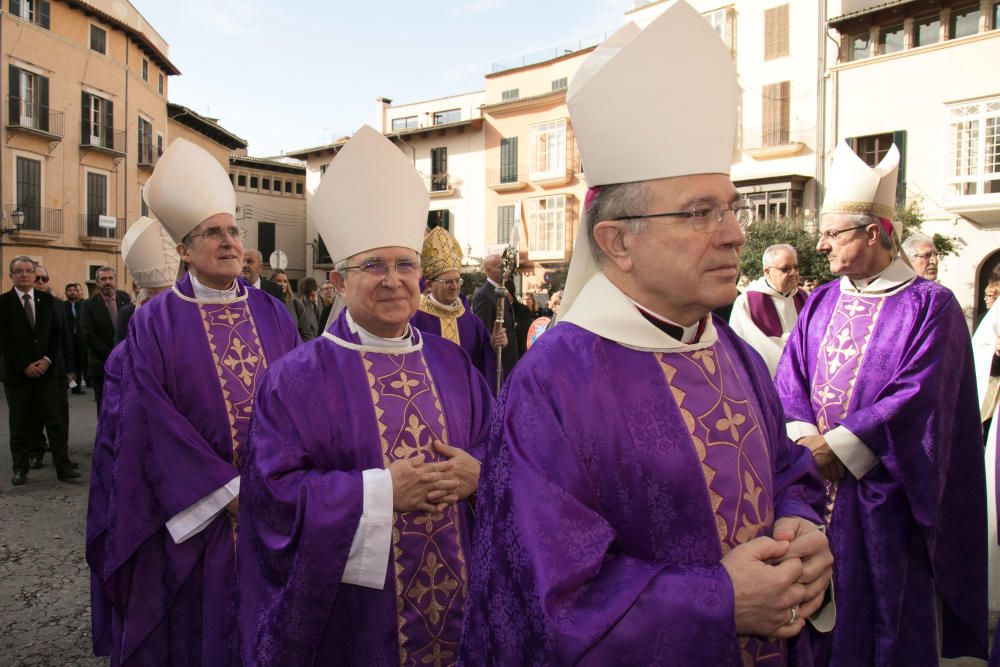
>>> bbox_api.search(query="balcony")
[742,124,814,160]
[7,98,64,141]
[530,167,574,188]
[80,124,126,156]
[3,204,63,242]
[488,167,527,192]
[491,30,610,73]
[79,213,125,248]
[137,143,160,169]
[423,172,457,198]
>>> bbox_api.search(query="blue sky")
[133,0,634,157]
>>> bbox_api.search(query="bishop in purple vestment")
[239,125,491,667]
[462,6,833,664]
[774,140,987,665]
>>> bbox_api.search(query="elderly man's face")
[483,255,501,282]
[332,246,421,338]
[612,174,745,325]
[908,242,938,281]
[763,249,800,295]
[178,213,244,290]
[10,260,35,290]
[33,267,51,293]
[319,281,335,304]
[242,251,263,283]
[816,214,880,279]
[429,270,462,305]
[986,285,999,310]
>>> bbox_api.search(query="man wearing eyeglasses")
[79,266,131,416]
[729,244,807,377]
[411,226,500,389]
[462,4,831,664]
[901,233,940,282]
[96,139,299,667]
[239,126,492,665]
[775,140,987,664]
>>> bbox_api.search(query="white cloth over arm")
[340,467,393,589]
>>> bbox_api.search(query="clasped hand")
[798,435,844,482]
[23,358,50,378]
[389,441,480,513]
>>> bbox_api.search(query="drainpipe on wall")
[814,0,827,227]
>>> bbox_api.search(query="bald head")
[483,254,501,282]
[242,248,264,283]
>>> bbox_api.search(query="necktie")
[23,293,34,329]
[105,295,117,320]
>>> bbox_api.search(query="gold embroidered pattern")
[418,294,463,346]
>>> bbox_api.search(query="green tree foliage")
[740,218,833,282]
[896,198,956,258]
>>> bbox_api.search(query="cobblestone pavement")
[0,390,106,667]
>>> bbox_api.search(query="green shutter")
[37,75,48,132]
[81,92,90,144]
[892,130,907,207]
[39,0,50,29]
[104,99,114,149]
[9,65,20,126]
[9,0,20,18]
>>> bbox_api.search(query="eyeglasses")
[34,275,49,283]
[186,225,247,242]
[431,277,463,287]
[911,251,938,260]
[818,224,870,240]
[767,265,799,274]
[340,260,421,277]
[612,202,751,233]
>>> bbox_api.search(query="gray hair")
[841,213,893,251]
[8,255,35,273]
[585,182,650,266]
[762,244,797,270]
[244,248,263,263]
[95,265,116,277]
[902,233,934,257]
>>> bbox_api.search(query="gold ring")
[787,607,799,625]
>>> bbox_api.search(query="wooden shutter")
[258,222,276,260]
[39,0,50,28]
[37,75,48,132]
[764,5,789,59]
[501,137,518,183]
[80,92,90,144]
[9,65,20,126]
[892,130,907,207]
[9,0,20,18]
[104,99,114,149]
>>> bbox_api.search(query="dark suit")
[0,288,71,474]
[472,280,519,383]
[114,302,136,346]
[80,289,131,414]
[64,298,87,387]
[258,278,284,300]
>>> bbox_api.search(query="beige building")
[826,0,1000,321]
[167,101,247,164]
[1,0,178,294]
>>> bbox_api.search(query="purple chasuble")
[239,310,494,666]
[460,319,826,666]
[410,294,496,392]
[747,289,807,339]
[99,276,299,666]
[775,278,988,665]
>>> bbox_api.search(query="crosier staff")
[494,245,517,394]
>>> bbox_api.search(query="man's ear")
[330,270,346,293]
[593,220,635,273]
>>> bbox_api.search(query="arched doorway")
[977,249,1000,325]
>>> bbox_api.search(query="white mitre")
[121,216,180,288]
[142,138,236,242]
[822,139,899,219]
[560,0,739,317]
[311,125,428,262]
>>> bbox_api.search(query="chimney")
[375,97,393,133]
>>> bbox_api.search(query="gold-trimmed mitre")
[121,216,180,288]
[421,227,463,280]
[822,139,899,219]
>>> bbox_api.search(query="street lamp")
[1,208,26,290]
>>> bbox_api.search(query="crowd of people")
[1,1,994,665]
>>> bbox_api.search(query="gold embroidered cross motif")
[406,551,460,626]
[825,328,857,374]
[217,309,241,325]
[414,511,445,533]
[420,643,455,667]
[843,299,866,316]
[222,338,260,386]
[393,414,431,460]
[391,371,421,398]
[817,386,837,403]
[714,401,746,440]
[691,349,717,374]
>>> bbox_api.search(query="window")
[526,195,566,258]
[994,2,1000,30]
[158,73,164,95]
[431,147,448,191]
[500,137,519,183]
[853,133,894,167]
[432,109,460,125]
[914,15,941,47]
[762,81,790,146]
[262,178,271,191]
[273,179,281,193]
[391,116,418,131]
[501,88,519,102]
[90,25,106,54]
[497,205,515,244]
[15,155,42,230]
[704,7,735,51]
[9,66,50,132]
[296,182,304,195]
[86,171,111,237]
[250,175,259,189]
[879,24,904,54]
[258,222,275,260]
[285,181,293,194]
[237,174,247,188]
[950,5,981,39]
[764,5,789,59]
[156,132,163,158]
[947,97,1000,197]
[320,164,328,176]
[529,120,566,181]
[141,195,149,217]
[137,117,153,164]
[81,92,114,149]
[848,32,870,61]
[427,209,451,231]
[316,237,332,265]
[141,58,149,82]
[11,0,50,29]
[551,77,568,91]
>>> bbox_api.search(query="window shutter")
[39,0,50,29]
[104,99,114,149]
[9,0,20,19]
[9,65,20,126]
[81,92,90,142]
[37,75,49,132]
[892,130,907,207]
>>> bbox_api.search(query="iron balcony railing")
[80,213,125,240]
[4,203,64,234]
[7,98,64,138]
[80,122,126,154]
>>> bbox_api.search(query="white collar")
[560,271,717,353]
[840,256,917,297]
[428,293,462,312]
[746,276,795,300]
[14,286,34,300]
[189,272,239,300]
[625,296,702,344]
[348,310,416,351]
[486,277,500,289]
[251,277,262,289]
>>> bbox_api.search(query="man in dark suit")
[242,248,284,299]
[472,253,518,384]
[0,256,79,484]
[64,282,87,393]
[80,266,131,415]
